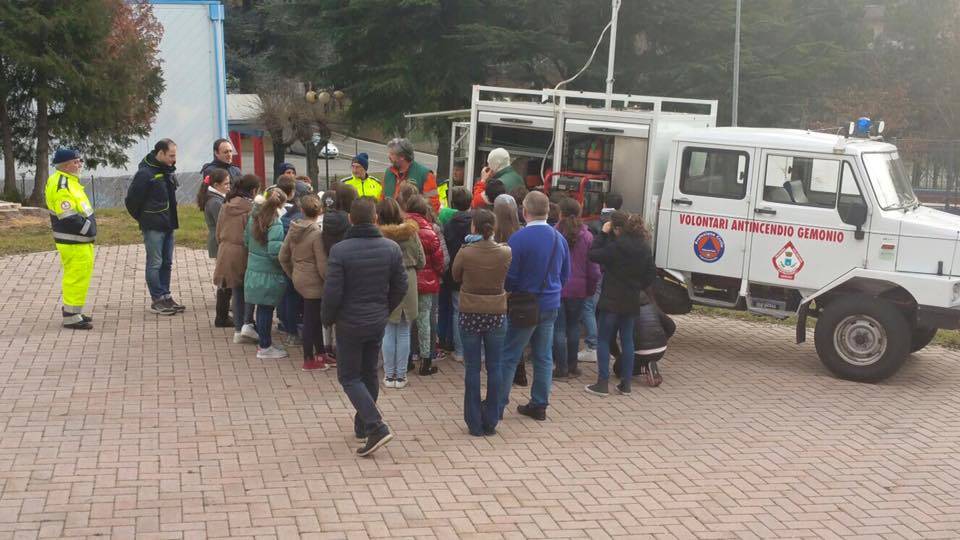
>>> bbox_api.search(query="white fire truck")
[457,85,960,382]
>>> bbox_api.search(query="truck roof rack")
[474,85,717,116]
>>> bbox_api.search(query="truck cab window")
[680,147,749,199]
[763,155,840,208]
[837,161,866,218]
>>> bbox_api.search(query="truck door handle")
[501,117,533,125]
[672,198,693,206]
[754,207,777,216]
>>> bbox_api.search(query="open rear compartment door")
[473,111,555,189]
[549,118,650,219]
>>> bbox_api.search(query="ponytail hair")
[197,168,230,210]
[251,188,286,244]
[609,210,650,240]
[226,174,261,202]
[472,208,495,240]
[557,197,582,248]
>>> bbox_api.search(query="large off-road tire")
[814,295,910,383]
[653,276,692,315]
[910,326,938,353]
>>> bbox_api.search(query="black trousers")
[302,298,324,360]
[336,324,387,438]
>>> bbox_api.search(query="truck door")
[665,144,753,280]
[746,150,869,293]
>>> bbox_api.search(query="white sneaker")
[240,323,259,343]
[383,378,396,389]
[394,378,408,389]
[232,332,244,344]
[257,345,288,359]
[578,348,597,363]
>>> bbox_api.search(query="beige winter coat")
[279,218,327,299]
[213,196,253,288]
[379,219,424,323]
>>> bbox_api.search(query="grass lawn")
[0,206,208,257]
[4,207,959,350]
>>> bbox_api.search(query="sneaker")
[325,350,337,367]
[577,347,597,363]
[357,427,394,457]
[569,366,583,377]
[257,345,288,359]
[81,314,94,323]
[149,299,177,316]
[286,333,303,346]
[64,320,93,330]
[645,361,663,387]
[615,382,632,395]
[232,332,244,344]
[585,380,609,397]
[240,323,259,342]
[394,378,408,389]
[517,404,546,421]
[167,297,186,312]
[302,357,328,371]
[383,377,396,389]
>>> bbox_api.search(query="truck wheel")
[814,296,910,382]
[653,276,692,315]
[911,326,938,353]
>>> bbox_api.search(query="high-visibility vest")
[45,170,97,244]
[343,174,383,199]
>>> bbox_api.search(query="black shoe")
[215,288,232,326]
[81,314,93,323]
[214,317,235,328]
[419,357,438,376]
[553,369,569,379]
[357,428,394,457]
[168,297,186,312]
[483,426,497,436]
[407,355,416,372]
[64,320,93,330]
[616,382,632,395]
[468,429,485,437]
[517,404,546,421]
[569,367,583,377]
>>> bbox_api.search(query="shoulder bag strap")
[537,231,559,294]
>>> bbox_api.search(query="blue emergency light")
[847,117,885,138]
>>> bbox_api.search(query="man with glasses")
[45,149,97,329]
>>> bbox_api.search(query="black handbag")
[507,233,558,328]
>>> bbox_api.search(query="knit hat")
[352,152,369,171]
[487,147,510,173]
[52,148,80,165]
[278,162,296,175]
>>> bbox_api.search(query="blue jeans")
[452,291,463,356]
[277,278,302,336]
[381,318,411,379]
[143,229,174,300]
[255,304,275,349]
[554,298,586,375]
[462,318,506,435]
[438,286,452,347]
[231,286,256,332]
[597,311,635,383]
[582,286,600,349]
[499,308,558,415]
[336,325,387,438]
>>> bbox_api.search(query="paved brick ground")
[2,245,960,539]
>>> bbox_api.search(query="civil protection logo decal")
[694,231,725,263]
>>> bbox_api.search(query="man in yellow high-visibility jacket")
[45,148,96,330]
[342,153,383,199]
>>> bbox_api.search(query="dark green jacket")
[494,165,524,192]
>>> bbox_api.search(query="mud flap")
[796,302,809,344]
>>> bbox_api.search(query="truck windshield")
[862,152,918,210]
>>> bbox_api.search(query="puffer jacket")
[321,223,407,329]
[588,232,657,315]
[443,210,472,291]
[243,215,286,307]
[408,212,444,294]
[125,153,179,232]
[213,196,253,288]
[322,210,349,255]
[380,219,425,322]
[279,218,327,299]
[558,223,600,299]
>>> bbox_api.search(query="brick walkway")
[2,245,960,539]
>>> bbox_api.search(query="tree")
[0,0,164,204]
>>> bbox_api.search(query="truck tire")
[814,295,910,383]
[911,326,938,353]
[653,276,692,315]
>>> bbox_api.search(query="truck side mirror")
[841,199,868,240]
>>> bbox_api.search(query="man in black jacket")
[441,186,473,361]
[322,198,407,457]
[200,138,242,185]
[124,139,183,316]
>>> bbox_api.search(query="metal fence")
[895,138,960,208]
[14,171,205,209]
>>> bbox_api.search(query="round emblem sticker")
[60,201,71,210]
[694,231,725,263]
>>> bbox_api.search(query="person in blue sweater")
[497,191,570,421]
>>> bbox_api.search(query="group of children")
[195,164,675,395]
